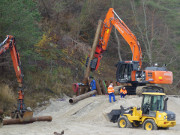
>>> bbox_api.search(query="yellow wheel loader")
[107,86,176,130]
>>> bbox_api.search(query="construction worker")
[108,83,116,103]
[89,77,96,96]
[120,87,127,98]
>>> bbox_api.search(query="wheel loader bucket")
[23,111,33,121]
[106,109,122,123]
[105,106,130,123]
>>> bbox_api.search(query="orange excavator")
[87,8,173,94]
[0,35,33,120]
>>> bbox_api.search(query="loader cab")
[141,86,166,115]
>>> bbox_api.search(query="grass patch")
[0,84,16,115]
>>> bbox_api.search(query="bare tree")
[111,0,122,61]
[114,28,122,61]
[130,0,155,65]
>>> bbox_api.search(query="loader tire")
[143,119,157,131]
[118,116,132,128]
[132,121,140,128]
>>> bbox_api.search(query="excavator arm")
[0,35,23,84]
[0,35,32,119]
[89,8,142,71]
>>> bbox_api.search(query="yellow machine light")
[106,29,109,33]
[159,76,162,79]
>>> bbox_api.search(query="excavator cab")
[116,61,144,83]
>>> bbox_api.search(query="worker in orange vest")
[120,87,127,98]
[108,83,116,103]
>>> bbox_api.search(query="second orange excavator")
[86,8,173,94]
[0,35,33,120]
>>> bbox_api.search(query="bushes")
[0,84,16,114]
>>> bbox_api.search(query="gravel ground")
[0,95,179,135]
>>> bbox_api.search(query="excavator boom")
[99,8,142,65]
[93,8,142,71]
[0,35,32,119]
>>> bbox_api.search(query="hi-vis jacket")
[120,89,127,94]
[108,85,114,94]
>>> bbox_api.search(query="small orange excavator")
[0,35,33,120]
[86,8,173,94]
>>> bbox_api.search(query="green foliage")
[146,1,169,11]
[0,0,42,66]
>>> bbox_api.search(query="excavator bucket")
[22,111,33,121]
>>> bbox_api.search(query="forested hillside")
[0,0,179,113]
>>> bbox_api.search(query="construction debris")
[54,130,64,135]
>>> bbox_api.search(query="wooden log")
[106,81,110,88]
[69,90,97,104]
[117,82,120,86]
[95,79,102,95]
[113,81,117,86]
[0,110,3,115]
[3,116,52,125]
[81,20,103,94]
[85,78,91,93]
[99,80,106,94]
[103,80,108,94]
[114,86,121,95]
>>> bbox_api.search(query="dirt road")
[0,95,180,135]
